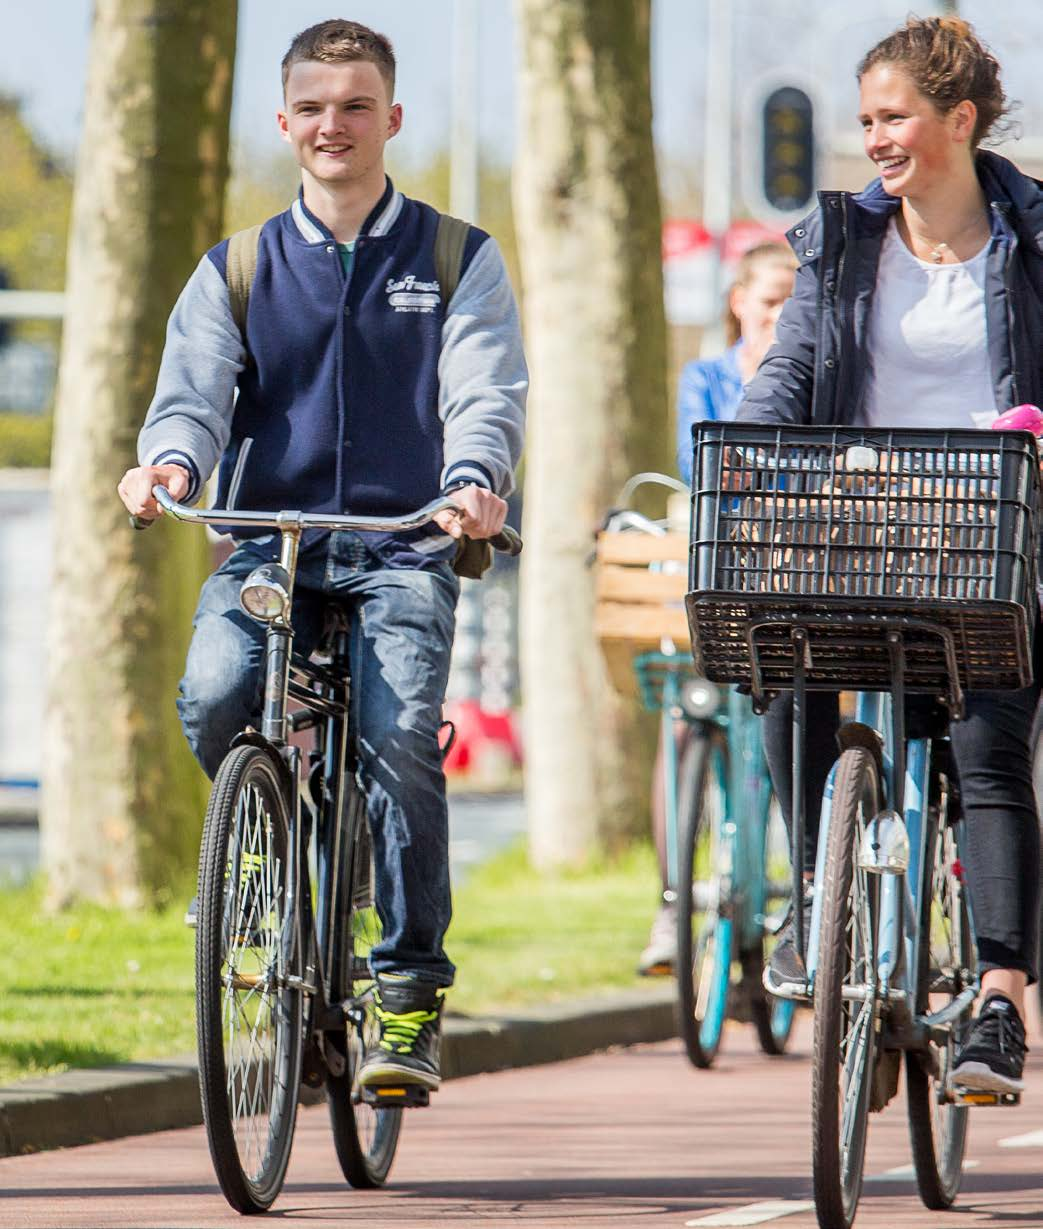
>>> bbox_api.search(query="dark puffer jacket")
[737,150,1043,426]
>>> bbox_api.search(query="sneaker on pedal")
[357,974,444,1091]
[764,882,814,996]
[637,900,677,976]
[952,993,1027,1094]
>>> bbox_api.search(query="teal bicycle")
[687,422,1038,1227]
[604,474,795,1068]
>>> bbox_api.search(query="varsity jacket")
[138,179,527,560]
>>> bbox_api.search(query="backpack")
[224,211,491,579]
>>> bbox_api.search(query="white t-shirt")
[860,218,996,429]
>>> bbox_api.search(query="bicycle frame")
[783,623,981,1070]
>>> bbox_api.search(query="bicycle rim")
[196,745,302,1213]
[327,793,402,1187]
[908,798,971,1209]
[677,732,731,1068]
[751,798,797,1056]
[812,747,880,1229]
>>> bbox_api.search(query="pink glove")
[992,404,1043,436]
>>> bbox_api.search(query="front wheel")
[907,780,972,1210]
[196,744,302,1214]
[676,731,732,1069]
[811,747,882,1229]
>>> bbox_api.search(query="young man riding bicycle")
[117,18,527,1093]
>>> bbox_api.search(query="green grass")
[0,842,662,1085]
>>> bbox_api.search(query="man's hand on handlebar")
[434,484,507,540]
[117,463,191,523]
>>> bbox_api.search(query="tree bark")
[514,0,670,866]
[42,0,237,906]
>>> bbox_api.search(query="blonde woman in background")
[638,243,796,974]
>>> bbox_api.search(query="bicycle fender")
[229,729,294,792]
[835,722,885,782]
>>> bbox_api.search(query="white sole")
[357,1064,441,1092]
[951,1060,1025,1095]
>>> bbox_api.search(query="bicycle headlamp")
[679,677,721,720]
[239,564,291,623]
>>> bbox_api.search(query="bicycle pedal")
[359,1084,430,1108]
[952,1087,1021,1107]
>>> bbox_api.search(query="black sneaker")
[357,974,444,1091]
[764,882,814,996]
[952,993,1027,1094]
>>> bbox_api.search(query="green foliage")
[0,413,52,467]
[448,840,662,1014]
[0,842,661,1083]
[0,95,72,292]
[0,878,195,1084]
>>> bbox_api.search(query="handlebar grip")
[490,525,523,556]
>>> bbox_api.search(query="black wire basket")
[686,422,1040,695]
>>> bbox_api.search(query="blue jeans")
[178,532,460,986]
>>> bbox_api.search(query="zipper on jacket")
[226,437,253,510]
[993,203,1021,406]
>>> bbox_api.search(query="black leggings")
[762,679,1041,983]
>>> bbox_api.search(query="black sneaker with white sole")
[952,993,1027,1094]
[357,974,444,1091]
[763,883,814,996]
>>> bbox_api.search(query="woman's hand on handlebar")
[434,483,507,540]
[117,463,191,523]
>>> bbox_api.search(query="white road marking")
[999,1129,1043,1148]
[685,1201,815,1227]
[864,1159,979,1183]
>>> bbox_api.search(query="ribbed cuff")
[152,451,201,503]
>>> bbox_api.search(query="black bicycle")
[148,487,520,1213]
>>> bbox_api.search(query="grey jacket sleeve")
[438,236,527,496]
[137,254,244,498]
[736,257,817,426]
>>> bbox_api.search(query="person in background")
[637,242,796,976]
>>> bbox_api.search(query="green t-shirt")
[338,241,355,278]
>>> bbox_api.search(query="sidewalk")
[0,985,676,1157]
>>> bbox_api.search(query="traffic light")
[762,86,815,213]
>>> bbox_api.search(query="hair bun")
[936,15,974,41]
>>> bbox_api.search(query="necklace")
[927,240,949,264]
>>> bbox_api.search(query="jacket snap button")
[804,249,815,258]
[326,244,335,253]
[826,280,835,292]
[794,228,806,237]
[824,357,836,369]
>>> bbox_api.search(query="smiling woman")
[736,13,1043,1115]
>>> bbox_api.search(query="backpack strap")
[225,223,263,338]
[434,212,470,306]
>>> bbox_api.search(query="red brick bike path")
[1,1008,1042,1229]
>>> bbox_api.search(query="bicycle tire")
[749,952,797,1055]
[907,776,972,1210]
[326,787,403,1187]
[1031,702,1043,1020]
[750,798,796,1056]
[676,730,732,1069]
[811,747,881,1229]
[196,744,302,1214]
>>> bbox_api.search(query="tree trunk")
[514,0,670,866]
[42,0,237,907]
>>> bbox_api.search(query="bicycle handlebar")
[132,485,523,556]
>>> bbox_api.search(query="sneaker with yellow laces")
[357,974,444,1091]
